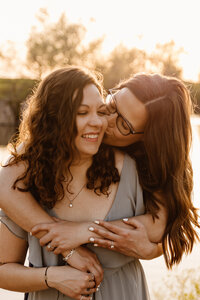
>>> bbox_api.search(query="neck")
[67,156,93,184]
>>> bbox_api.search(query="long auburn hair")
[6,66,119,208]
[117,73,199,268]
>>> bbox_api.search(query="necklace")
[67,183,86,208]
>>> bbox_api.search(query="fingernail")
[123,218,129,221]
[89,227,94,232]
[96,287,99,291]
[30,232,32,236]
[94,243,98,247]
[94,220,100,224]
[97,284,101,288]
[89,237,95,242]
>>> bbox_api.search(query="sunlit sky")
[0,0,200,81]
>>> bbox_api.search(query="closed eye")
[98,110,109,116]
[77,111,88,115]
[121,119,129,130]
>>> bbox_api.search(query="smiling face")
[103,87,148,147]
[75,84,108,159]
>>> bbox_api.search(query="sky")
[0,0,200,81]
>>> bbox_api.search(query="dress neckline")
[103,153,127,221]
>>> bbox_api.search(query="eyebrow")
[79,104,106,108]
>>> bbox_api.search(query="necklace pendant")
[69,203,73,208]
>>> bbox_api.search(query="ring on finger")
[47,243,54,250]
[110,241,114,249]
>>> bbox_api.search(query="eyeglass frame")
[106,89,144,136]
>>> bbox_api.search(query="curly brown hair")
[7,66,119,208]
[117,73,199,268]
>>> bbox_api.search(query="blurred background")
[0,0,200,299]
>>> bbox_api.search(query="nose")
[88,113,103,127]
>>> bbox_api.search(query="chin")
[103,135,139,147]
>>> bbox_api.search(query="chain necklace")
[66,183,86,208]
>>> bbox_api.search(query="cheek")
[107,114,117,127]
[103,117,108,131]
[76,118,85,135]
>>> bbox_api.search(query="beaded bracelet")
[63,249,76,262]
[44,266,51,288]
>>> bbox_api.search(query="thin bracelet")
[44,266,51,288]
[63,249,76,262]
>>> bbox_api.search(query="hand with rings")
[88,219,159,259]
[46,265,96,299]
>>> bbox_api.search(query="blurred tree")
[0,41,25,77]
[26,12,103,78]
[97,44,147,89]
[149,40,183,78]
[153,268,200,300]
[0,78,37,126]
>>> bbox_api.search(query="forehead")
[115,87,147,126]
[81,84,104,105]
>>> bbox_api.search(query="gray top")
[0,154,150,300]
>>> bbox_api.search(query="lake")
[0,116,200,299]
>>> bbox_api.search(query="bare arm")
[0,156,166,262]
[0,222,48,292]
[0,163,53,234]
[0,223,97,298]
[0,162,166,242]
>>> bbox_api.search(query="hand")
[31,219,90,251]
[88,219,161,259]
[47,265,96,300]
[67,246,103,287]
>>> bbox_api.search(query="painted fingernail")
[89,237,95,242]
[94,243,98,247]
[123,218,129,221]
[89,227,94,231]
[94,220,100,224]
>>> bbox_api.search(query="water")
[0,116,200,300]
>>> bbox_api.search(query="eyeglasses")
[106,89,144,136]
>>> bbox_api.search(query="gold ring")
[47,243,54,250]
[110,241,114,249]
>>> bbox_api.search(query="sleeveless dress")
[0,154,150,300]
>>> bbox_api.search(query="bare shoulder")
[113,149,125,175]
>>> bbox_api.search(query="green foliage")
[0,78,37,122]
[97,44,147,89]
[153,268,200,300]
[26,13,103,78]
[150,41,183,78]
[187,81,200,113]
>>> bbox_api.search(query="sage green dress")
[0,154,150,300]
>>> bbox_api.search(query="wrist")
[144,243,159,259]
[63,249,76,263]
[44,266,52,289]
[45,266,58,289]
[79,221,99,243]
